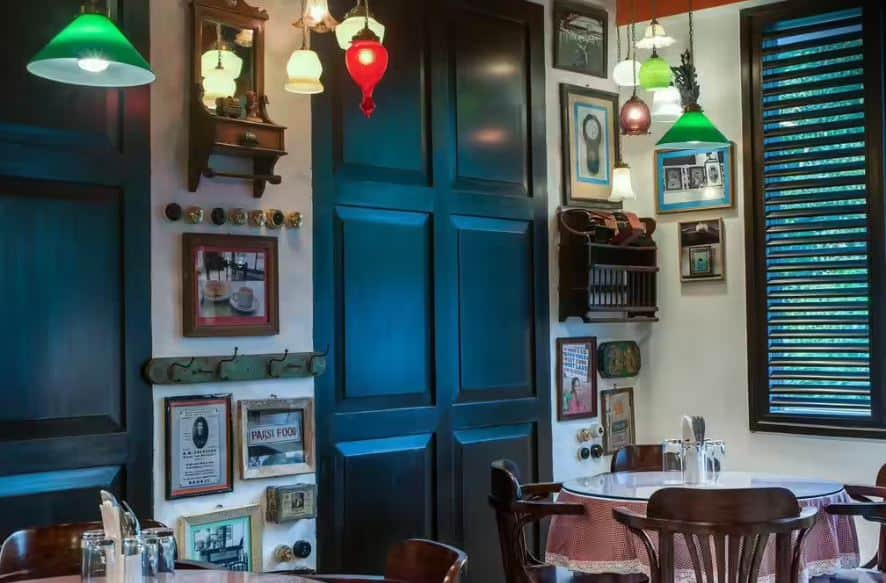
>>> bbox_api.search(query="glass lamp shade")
[657,107,729,149]
[202,69,237,109]
[619,94,651,135]
[346,36,389,117]
[652,85,682,123]
[639,53,673,92]
[200,49,243,81]
[27,12,155,87]
[612,59,641,87]
[285,49,324,94]
[635,20,676,50]
[335,4,385,50]
[304,0,331,26]
[609,163,637,202]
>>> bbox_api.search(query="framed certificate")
[165,394,233,499]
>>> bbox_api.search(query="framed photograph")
[178,505,263,572]
[238,398,315,480]
[601,387,635,455]
[266,484,317,523]
[561,84,620,209]
[556,337,598,421]
[165,394,233,500]
[553,2,608,77]
[182,234,279,337]
[679,218,725,282]
[655,143,735,213]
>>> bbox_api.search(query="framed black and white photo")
[553,2,608,77]
[655,144,735,213]
[165,394,233,500]
[561,84,620,209]
[238,398,315,479]
[178,505,263,572]
[679,218,726,282]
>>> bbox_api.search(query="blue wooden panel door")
[313,0,549,579]
[0,0,152,537]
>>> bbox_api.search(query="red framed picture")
[556,337,598,421]
[165,394,233,500]
[182,234,279,337]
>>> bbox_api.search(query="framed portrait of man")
[165,394,233,499]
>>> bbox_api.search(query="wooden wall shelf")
[558,208,660,323]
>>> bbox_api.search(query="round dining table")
[14,572,322,583]
[545,471,860,583]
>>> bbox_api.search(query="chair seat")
[812,570,886,583]
[530,566,647,583]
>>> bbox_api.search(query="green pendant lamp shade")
[657,105,728,149]
[639,49,672,92]
[28,10,155,87]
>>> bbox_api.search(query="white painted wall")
[616,0,886,558]
[150,0,316,572]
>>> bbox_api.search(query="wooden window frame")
[741,0,886,438]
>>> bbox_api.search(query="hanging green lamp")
[639,47,672,92]
[27,1,155,87]
[656,1,728,149]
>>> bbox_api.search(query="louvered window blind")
[743,0,885,435]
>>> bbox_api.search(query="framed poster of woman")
[556,337,598,421]
[560,84,620,209]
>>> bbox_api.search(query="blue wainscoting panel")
[453,216,534,400]
[337,206,435,406]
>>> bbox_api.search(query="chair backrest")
[384,539,467,583]
[610,444,664,473]
[614,488,817,583]
[0,520,164,579]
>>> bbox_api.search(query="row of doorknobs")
[165,203,303,229]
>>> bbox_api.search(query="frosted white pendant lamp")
[202,69,237,109]
[335,0,385,49]
[653,85,682,123]
[200,49,243,81]
[613,59,641,87]
[635,18,675,49]
[609,163,637,202]
[285,49,324,94]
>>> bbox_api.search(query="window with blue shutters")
[741,0,886,436]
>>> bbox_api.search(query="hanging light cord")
[364,0,370,28]
[215,23,223,70]
[631,0,638,92]
[688,0,695,64]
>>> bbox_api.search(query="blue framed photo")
[655,144,734,213]
[560,84,620,209]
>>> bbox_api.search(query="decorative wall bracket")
[144,348,327,385]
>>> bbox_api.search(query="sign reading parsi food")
[238,398,315,479]
[247,420,302,447]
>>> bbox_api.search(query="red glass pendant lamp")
[344,0,388,118]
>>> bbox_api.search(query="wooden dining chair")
[610,445,664,473]
[313,538,467,583]
[825,463,886,572]
[0,520,214,581]
[613,487,818,583]
[489,459,592,583]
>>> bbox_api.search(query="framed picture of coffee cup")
[238,398,315,480]
[556,337,598,421]
[182,234,279,337]
[165,394,233,500]
[560,84,620,209]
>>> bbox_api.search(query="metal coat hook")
[268,349,289,367]
[217,347,240,380]
[169,357,196,375]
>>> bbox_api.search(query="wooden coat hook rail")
[144,347,328,385]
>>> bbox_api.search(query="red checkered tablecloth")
[546,489,859,583]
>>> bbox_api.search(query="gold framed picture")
[601,387,635,455]
[177,504,263,572]
[238,397,315,480]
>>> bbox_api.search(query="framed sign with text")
[238,398,315,480]
[165,394,233,499]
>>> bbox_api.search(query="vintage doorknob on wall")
[249,209,267,227]
[210,207,227,226]
[274,540,312,562]
[185,206,204,224]
[577,423,604,442]
[267,209,285,229]
[286,211,303,229]
[293,540,312,559]
[165,203,182,222]
[229,208,248,226]
[274,545,295,562]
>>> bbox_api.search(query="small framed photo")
[561,84,620,209]
[238,398,315,480]
[553,2,608,78]
[177,505,263,572]
[679,218,725,282]
[266,484,317,523]
[182,234,279,337]
[556,337,598,421]
[601,387,635,455]
[655,144,735,214]
[165,394,233,500]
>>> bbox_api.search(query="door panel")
[331,434,436,572]
[0,0,151,539]
[315,0,548,579]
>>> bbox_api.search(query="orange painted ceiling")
[615,0,745,25]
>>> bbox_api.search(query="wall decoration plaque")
[679,218,725,282]
[238,398,315,479]
[598,341,641,378]
[266,484,317,523]
[165,394,233,500]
